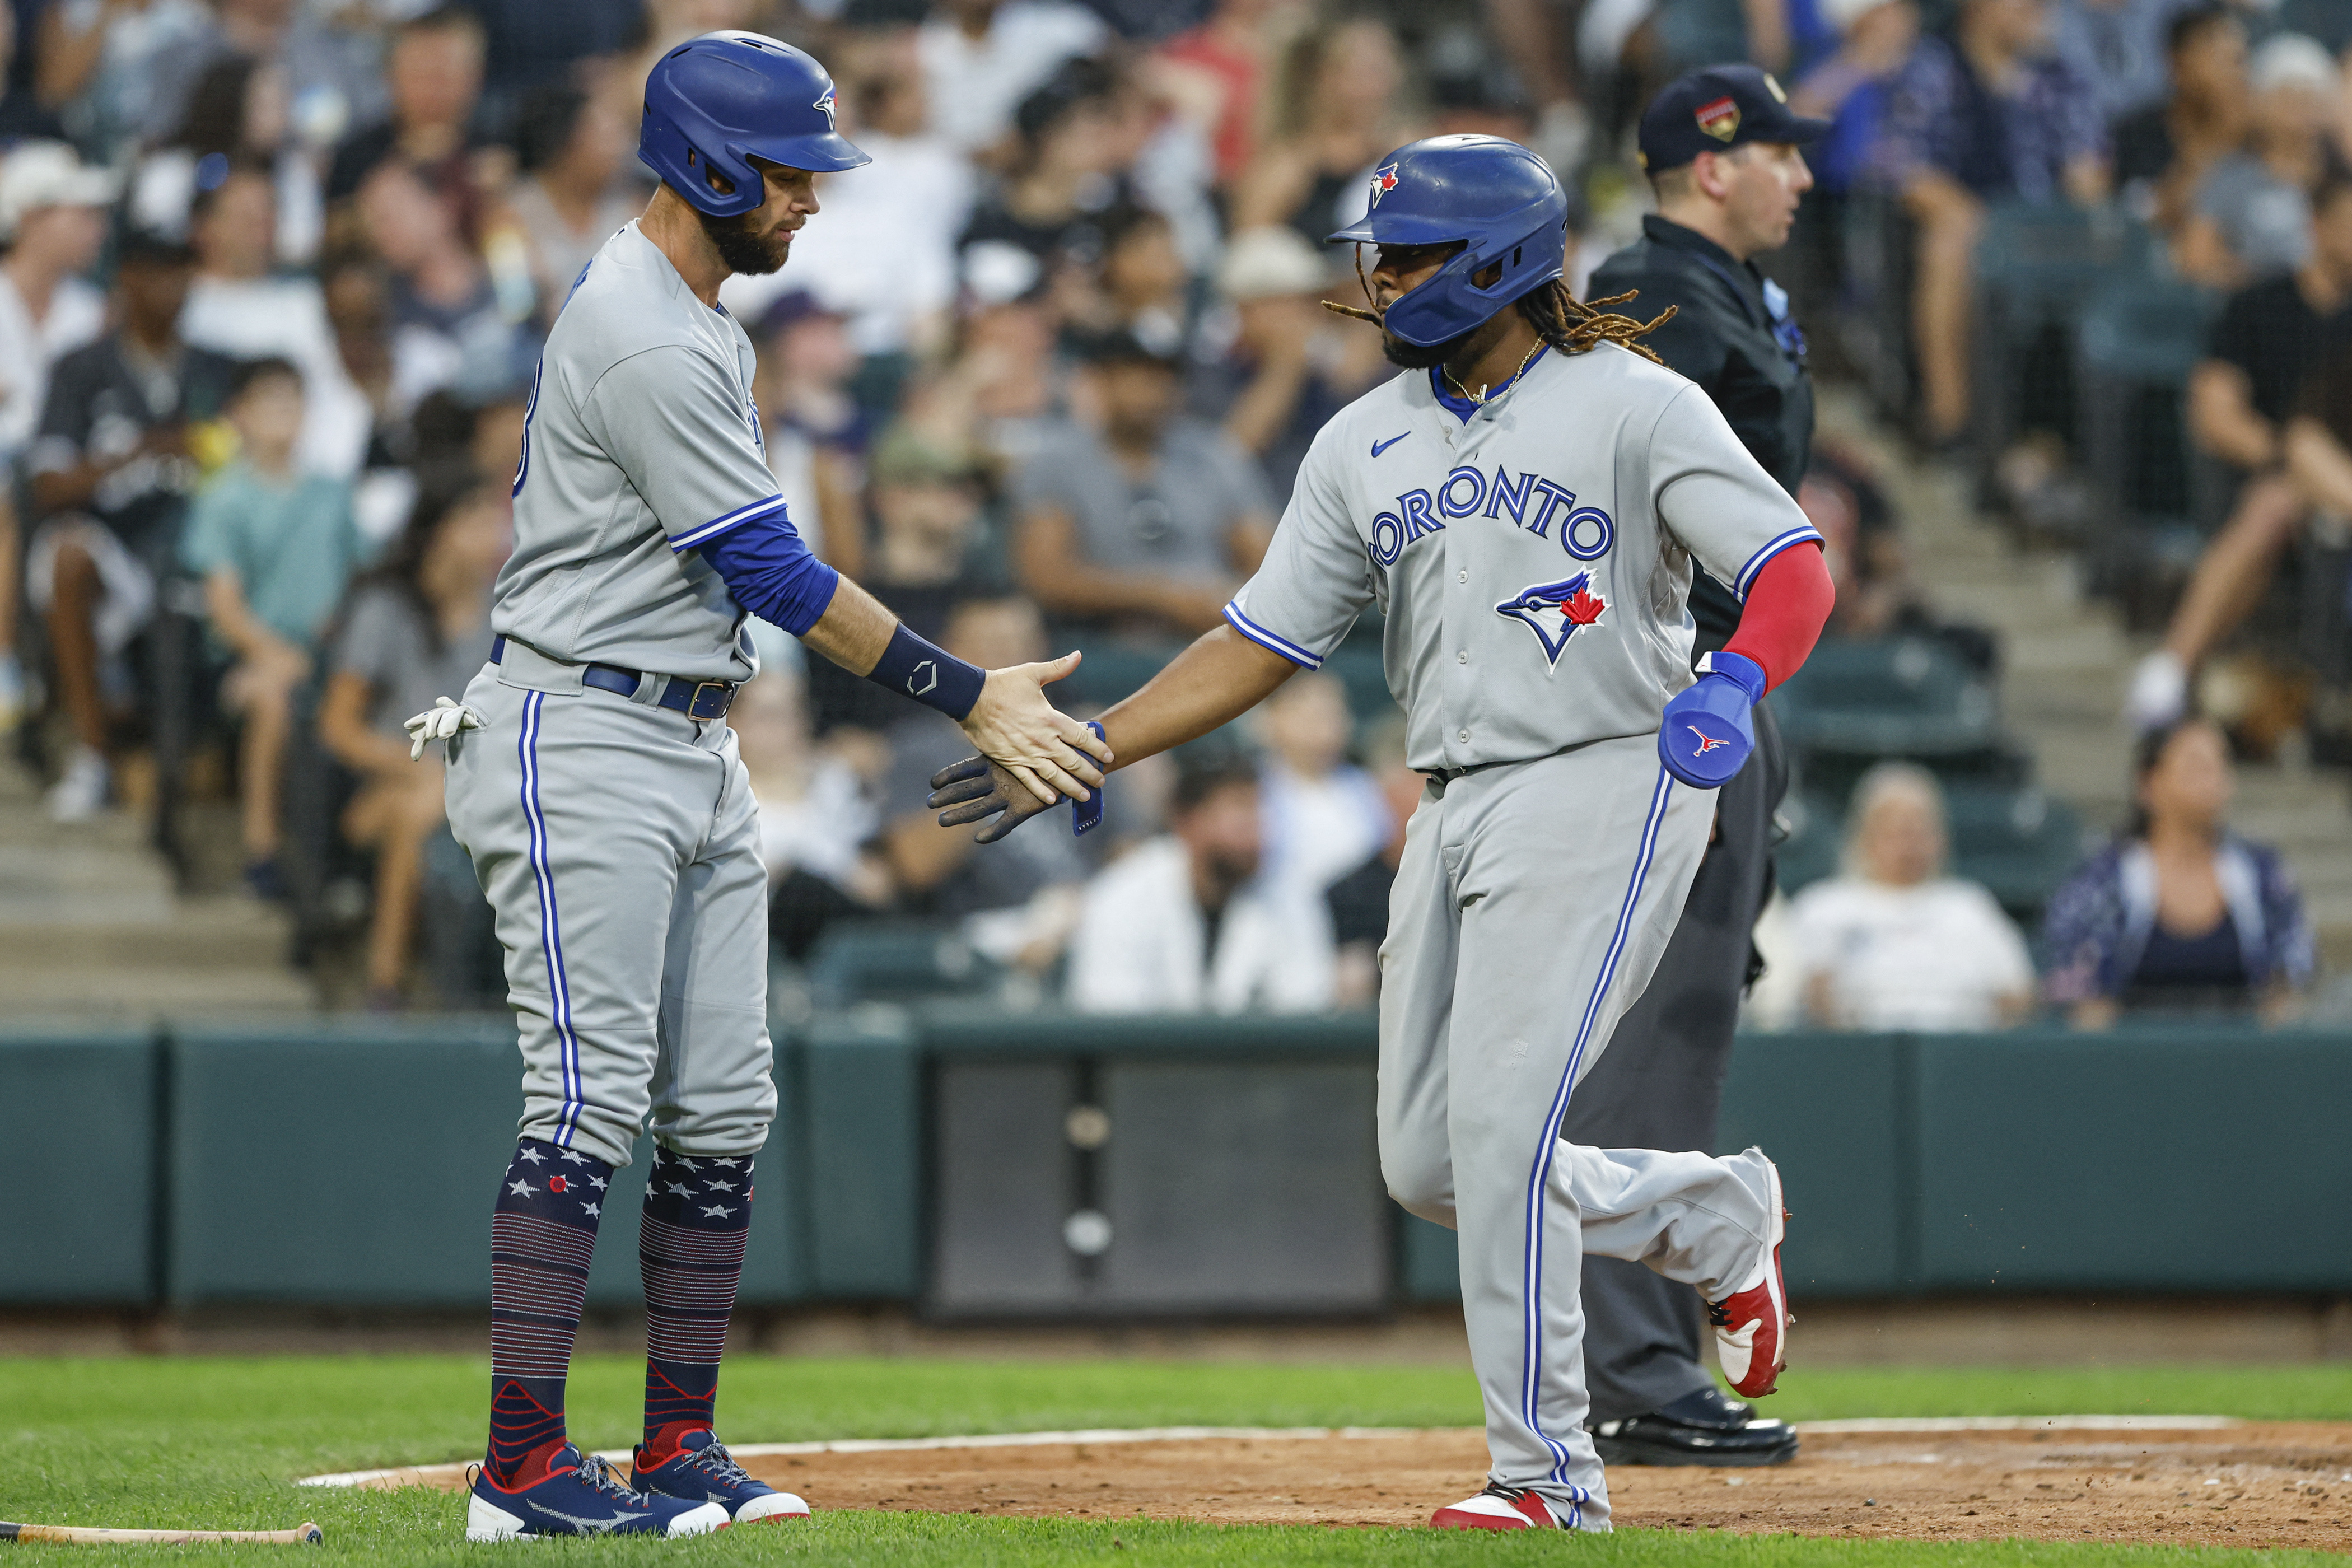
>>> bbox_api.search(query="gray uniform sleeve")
[1646,382,1822,599]
[580,344,785,553]
[1220,423,1373,669]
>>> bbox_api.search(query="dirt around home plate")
[735,1426,2352,1548]
[360,1425,2352,1549]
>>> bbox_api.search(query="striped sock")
[485,1138,611,1489]
[637,1146,754,1463]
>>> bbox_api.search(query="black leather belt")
[491,635,738,721]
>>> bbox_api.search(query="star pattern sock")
[485,1137,612,1489]
[637,1146,755,1463]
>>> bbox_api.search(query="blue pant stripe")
[1516,765,1675,1487]
[519,692,584,1144]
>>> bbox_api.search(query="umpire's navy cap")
[1637,64,1831,172]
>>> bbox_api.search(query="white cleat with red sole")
[1706,1156,1790,1399]
[1430,1483,1566,1530]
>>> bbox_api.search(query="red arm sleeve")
[1722,542,1834,693]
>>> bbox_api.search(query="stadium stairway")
[1821,388,2352,976]
[0,755,311,1019]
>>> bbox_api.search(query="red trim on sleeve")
[1723,542,1833,693]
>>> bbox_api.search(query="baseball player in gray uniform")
[408,35,1111,1541]
[931,135,1838,1530]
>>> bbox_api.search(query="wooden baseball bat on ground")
[0,1520,323,1545]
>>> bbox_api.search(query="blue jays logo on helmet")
[638,31,870,219]
[815,84,838,129]
[1369,163,1399,207]
[1495,572,1607,667]
[1686,725,1733,754]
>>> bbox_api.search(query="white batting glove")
[404,695,485,760]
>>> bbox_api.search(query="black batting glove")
[927,755,1061,844]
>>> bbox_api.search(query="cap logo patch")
[815,84,838,129]
[1695,95,1740,141]
[1763,73,1788,103]
[1369,162,1400,206]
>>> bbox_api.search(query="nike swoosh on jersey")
[1370,431,1411,457]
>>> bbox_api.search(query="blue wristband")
[867,623,985,721]
[1072,721,1106,837]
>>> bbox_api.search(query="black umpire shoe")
[1589,1385,1798,1467]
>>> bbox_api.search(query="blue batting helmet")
[638,31,869,219]
[1327,135,1568,348]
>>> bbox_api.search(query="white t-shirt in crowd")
[1066,837,1336,1015]
[1789,875,2036,1032]
[180,272,370,477]
[1259,760,1390,909]
[916,0,1106,152]
[0,272,105,462]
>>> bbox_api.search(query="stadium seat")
[1770,636,2002,759]
[806,921,1002,1009]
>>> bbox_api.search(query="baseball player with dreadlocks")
[931,133,1838,1531]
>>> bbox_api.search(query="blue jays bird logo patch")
[815,85,838,129]
[1686,725,1732,754]
[1370,163,1399,206]
[1496,573,1607,667]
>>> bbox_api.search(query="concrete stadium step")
[0,757,315,1018]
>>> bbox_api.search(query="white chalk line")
[296,1416,2244,1490]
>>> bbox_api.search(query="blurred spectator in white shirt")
[508,85,641,332]
[0,141,109,734]
[1789,763,2037,1030]
[178,160,356,475]
[1254,670,1389,914]
[1067,749,1337,1014]
[918,0,1107,156]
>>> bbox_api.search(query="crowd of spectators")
[0,0,2329,1024]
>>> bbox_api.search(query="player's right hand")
[955,652,1113,808]
[927,755,1062,843]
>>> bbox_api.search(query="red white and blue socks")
[637,1145,755,1463]
[485,1138,611,1488]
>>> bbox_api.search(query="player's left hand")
[1658,652,1763,788]
[956,652,1114,807]
[927,755,1063,843]
[404,695,486,760]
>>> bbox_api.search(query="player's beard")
[698,207,793,277]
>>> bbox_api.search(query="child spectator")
[1789,763,2038,1029]
[27,231,236,823]
[1065,748,1337,1014]
[2042,717,2311,1023]
[1254,669,1390,914]
[317,475,505,1007]
[181,357,366,894]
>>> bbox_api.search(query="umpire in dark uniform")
[1568,64,1828,1467]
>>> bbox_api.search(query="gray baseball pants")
[444,641,776,1170]
[1378,734,1780,1529]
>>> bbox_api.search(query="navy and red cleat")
[466,1445,729,1541]
[1706,1156,1790,1399]
[632,1430,809,1523]
[1430,1481,1568,1530]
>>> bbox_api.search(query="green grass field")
[3,1357,2349,1566]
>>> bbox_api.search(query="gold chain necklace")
[1444,340,1544,405]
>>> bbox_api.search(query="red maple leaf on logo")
[1561,586,1607,627]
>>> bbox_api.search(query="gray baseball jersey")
[496,221,783,684]
[1221,342,1819,773]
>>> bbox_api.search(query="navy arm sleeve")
[696,505,842,637]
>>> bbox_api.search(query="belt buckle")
[686,679,732,720]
